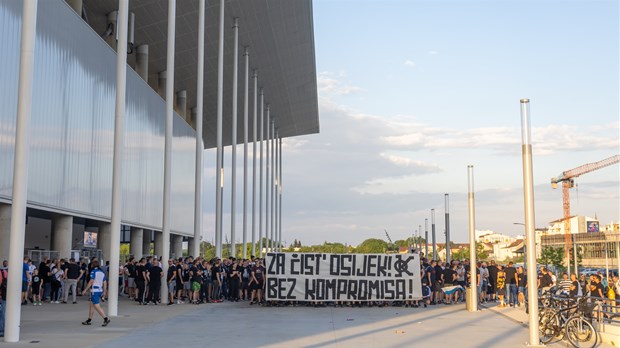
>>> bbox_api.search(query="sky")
[204,0,619,247]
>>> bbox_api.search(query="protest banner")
[265,252,422,301]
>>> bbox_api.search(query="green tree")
[538,246,564,270]
[356,238,389,253]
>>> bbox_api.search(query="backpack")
[608,285,616,300]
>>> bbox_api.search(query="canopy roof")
[83,0,320,148]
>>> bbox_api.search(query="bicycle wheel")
[539,309,559,344]
[565,316,597,348]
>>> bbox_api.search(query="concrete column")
[105,11,118,50]
[191,107,197,129]
[98,222,112,263]
[0,203,11,263]
[51,214,73,260]
[136,44,149,81]
[188,237,196,258]
[172,235,183,259]
[142,230,152,256]
[154,231,163,257]
[176,90,187,120]
[158,71,166,98]
[130,227,144,257]
[66,0,82,15]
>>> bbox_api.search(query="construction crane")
[550,154,620,275]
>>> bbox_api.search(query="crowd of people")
[2,253,620,335]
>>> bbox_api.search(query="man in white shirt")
[81,260,110,327]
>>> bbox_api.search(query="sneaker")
[102,317,110,327]
[82,319,92,325]
[73,302,77,304]
[167,302,174,306]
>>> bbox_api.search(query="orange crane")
[550,154,620,274]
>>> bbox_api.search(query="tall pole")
[214,0,225,257]
[270,121,275,252]
[4,0,38,342]
[279,136,283,252]
[258,90,264,257]
[192,0,205,258]
[108,0,129,316]
[467,165,477,312]
[161,0,176,304]
[424,218,429,258]
[418,225,422,251]
[445,194,451,263]
[242,46,249,259]
[572,233,578,277]
[229,18,239,258]
[274,129,279,251]
[520,98,540,346]
[250,70,257,257]
[265,106,271,252]
[431,209,437,260]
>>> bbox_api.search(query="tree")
[538,246,564,270]
[356,238,389,253]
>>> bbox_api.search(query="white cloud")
[428,50,439,55]
[317,72,362,96]
[404,59,416,67]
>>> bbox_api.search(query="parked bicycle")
[538,296,598,348]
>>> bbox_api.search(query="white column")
[214,0,225,258]
[467,165,477,312]
[242,47,249,259]
[520,99,539,345]
[230,18,239,258]
[154,231,163,257]
[161,0,176,304]
[274,129,278,251]
[258,90,264,257]
[251,71,258,257]
[188,237,196,257]
[270,120,275,252]
[5,0,37,341]
[265,105,270,252]
[136,44,148,81]
[444,194,451,263]
[0,204,10,262]
[279,136,282,252]
[52,214,73,260]
[130,227,143,257]
[192,0,205,259]
[172,235,183,259]
[108,0,129,317]
[431,209,436,260]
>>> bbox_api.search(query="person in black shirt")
[228,262,241,302]
[38,258,51,302]
[146,261,163,305]
[31,269,43,306]
[211,260,222,302]
[250,260,265,305]
[487,260,498,302]
[433,261,443,305]
[443,264,457,304]
[569,273,580,297]
[135,259,147,304]
[240,260,251,301]
[504,262,518,307]
[190,262,202,304]
[166,259,176,306]
[63,258,83,304]
[124,258,136,301]
[538,267,553,294]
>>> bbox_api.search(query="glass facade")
[0,0,197,235]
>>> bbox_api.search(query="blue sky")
[206,0,619,247]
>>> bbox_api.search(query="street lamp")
[513,222,527,269]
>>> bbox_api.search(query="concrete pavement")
[1,297,613,348]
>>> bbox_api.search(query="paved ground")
[1,297,614,348]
